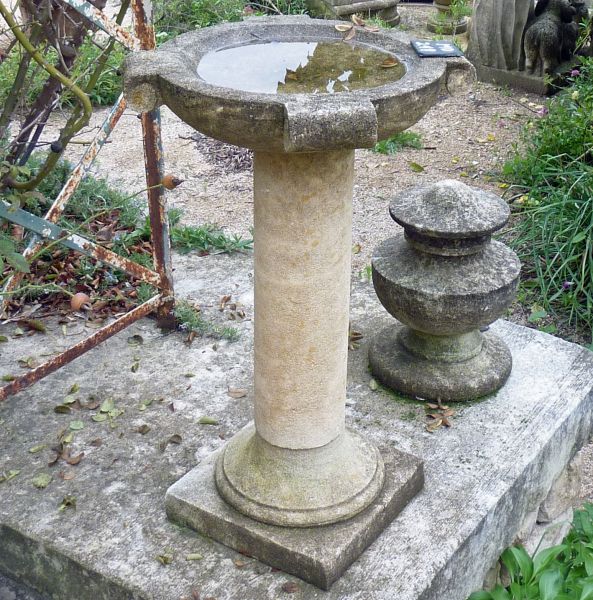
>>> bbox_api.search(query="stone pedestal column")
[214,150,385,527]
[253,150,352,449]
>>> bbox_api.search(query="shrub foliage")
[504,58,593,335]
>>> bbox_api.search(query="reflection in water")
[197,41,405,94]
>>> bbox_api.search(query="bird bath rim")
[124,16,449,152]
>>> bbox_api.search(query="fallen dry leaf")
[281,581,300,593]
[380,56,399,68]
[219,294,231,311]
[334,23,353,32]
[426,418,443,432]
[343,26,356,41]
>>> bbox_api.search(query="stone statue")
[468,0,591,91]
[524,0,576,74]
[468,0,535,70]
[563,0,590,59]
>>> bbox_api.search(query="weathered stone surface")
[471,63,556,95]
[212,425,386,528]
[525,509,573,556]
[442,57,477,95]
[1,253,593,599]
[0,573,46,600]
[369,324,513,401]
[483,454,583,589]
[390,180,510,241]
[370,180,520,401]
[123,16,451,151]
[125,14,456,562]
[371,236,520,335]
[467,0,585,92]
[524,0,576,76]
[538,453,582,524]
[166,436,423,589]
[515,508,539,547]
[467,0,533,71]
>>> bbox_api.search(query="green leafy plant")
[503,58,593,334]
[0,234,29,274]
[32,156,142,230]
[450,0,472,20]
[373,131,423,155]
[68,39,126,107]
[0,38,124,109]
[0,46,55,109]
[153,0,245,35]
[174,300,239,341]
[468,504,593,600]
[171,223,253,254]
[153,0,309,37]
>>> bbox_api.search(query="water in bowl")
[197,40,405,94]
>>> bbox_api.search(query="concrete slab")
[1,251,593,600]
[165,438,423,590]
[0,572,47,600]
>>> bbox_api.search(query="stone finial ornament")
[524,0,576,75]
[369,180,521,402]
[467,0,590,93]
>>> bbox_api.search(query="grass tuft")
[174,300,239,341]
[373,131,423,155]
[503,58,593,335]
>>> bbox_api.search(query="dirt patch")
[191,133,253,174]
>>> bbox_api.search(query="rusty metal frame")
[0,0,174,401]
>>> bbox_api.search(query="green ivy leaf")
[581,582,593,600]
[539,569,564,600]
[533,545,567,578]
[490,585,511,600]
[528,309,548,323]
[506,546,534,583]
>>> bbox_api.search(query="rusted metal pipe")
[132,0,176,329]
[0,294,164,402]
[60,0,141,50]
[0,0,177,403]
[141,109,175,329]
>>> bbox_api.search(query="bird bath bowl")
[124,16,458,588]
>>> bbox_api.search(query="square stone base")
[165,439,423,590]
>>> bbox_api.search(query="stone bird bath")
[124,15,467,588]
